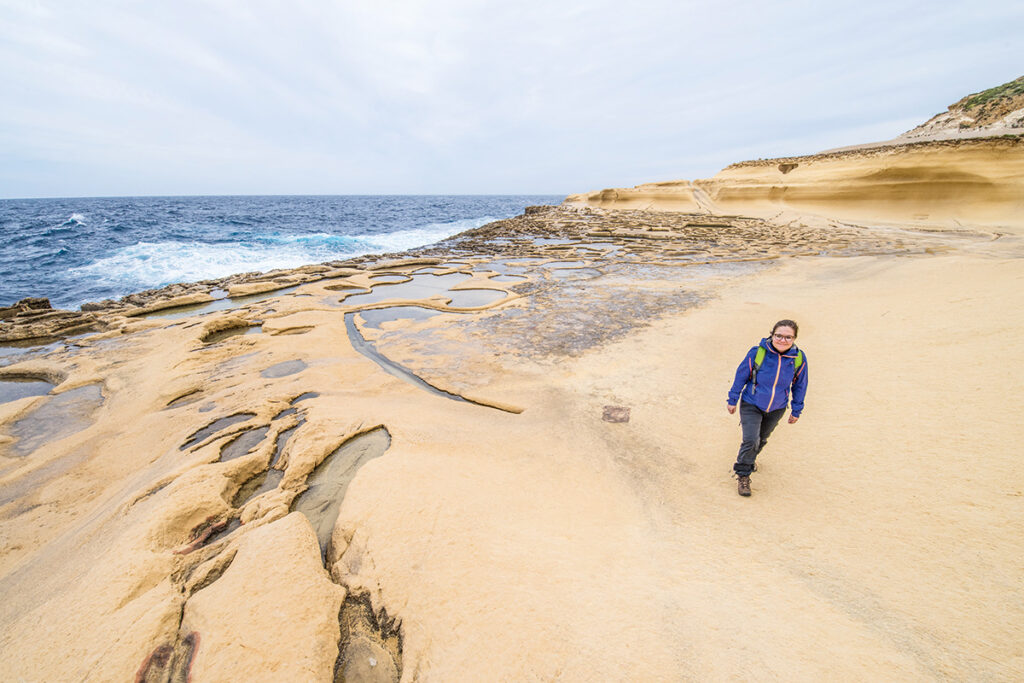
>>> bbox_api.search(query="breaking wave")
[69,216,497,293]
[0,195,561,309]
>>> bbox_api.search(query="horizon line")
[0,191,570,202]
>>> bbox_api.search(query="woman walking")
[726,320,808,496]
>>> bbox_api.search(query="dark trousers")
[733,401,786,476]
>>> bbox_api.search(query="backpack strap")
[751,346,766,387]
[753,347,804,388]
[791,350,804,386]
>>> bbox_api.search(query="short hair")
[772,319,799,338]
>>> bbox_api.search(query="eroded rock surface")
[0,198,1021,681]
[567,137,1024,232]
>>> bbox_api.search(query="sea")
[0,195,562,311]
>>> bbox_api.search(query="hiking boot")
[737,475,751,497]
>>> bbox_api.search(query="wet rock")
[200,321,261,345]
[334,594,401,683]
[292,427,391,557]
[226,280,298,298]
[135,631,199,683]
[0,298,52,320]
[183,548,238,596]
[261,359,307,378]
[368,258,443,270]
[270,421,301,468]
[232,468,284,507]
[344,314,521,412]
[218,426,270,461]
[0,307,103,343]
[272,406,298,421]
[180,413,256,451]
[3,383,104,457]
[174,515,231,555]
[165,390,203,409]
[80,299,117,312]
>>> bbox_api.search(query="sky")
[1,0,1022,198]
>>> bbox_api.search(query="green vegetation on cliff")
[964,76,1024,110]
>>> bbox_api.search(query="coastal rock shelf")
[0,199,964,348]
[0,195,1020,681]
[343,312,522,413]
[566,137,1024,232]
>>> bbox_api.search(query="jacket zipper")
[767,348,782,410]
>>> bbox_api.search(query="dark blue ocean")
[0,195,561,310]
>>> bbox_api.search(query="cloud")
[1,0,1023,196]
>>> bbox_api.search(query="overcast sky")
[1,0,1022,198]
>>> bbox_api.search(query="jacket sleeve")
[790,354,808,416]
[727,347,756,405]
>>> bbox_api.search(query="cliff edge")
[566,77,1024,232]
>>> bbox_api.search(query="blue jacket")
[727,338,808,416]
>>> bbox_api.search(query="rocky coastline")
[2,141,1023,679]
[0,200,952,346]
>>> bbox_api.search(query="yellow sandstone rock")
[568,138,1024,233]
[1,135,1022,681]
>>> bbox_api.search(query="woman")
[726,319,808,497]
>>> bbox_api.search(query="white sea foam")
[71,241,326,288]
[357,216,498,252]
[54,213,86,229]
[68,215,493,292]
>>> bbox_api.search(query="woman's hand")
[727,404,736,414]
[788,414,799,424]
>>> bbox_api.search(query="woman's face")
[771,325,796,351]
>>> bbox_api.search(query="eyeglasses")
[773,333,795,341]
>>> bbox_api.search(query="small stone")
[602,405,630,423]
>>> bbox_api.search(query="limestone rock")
[0,297,52,319]
[182,513,346,681]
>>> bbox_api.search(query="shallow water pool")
[0,378,54,405]
[4,384,104,457]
